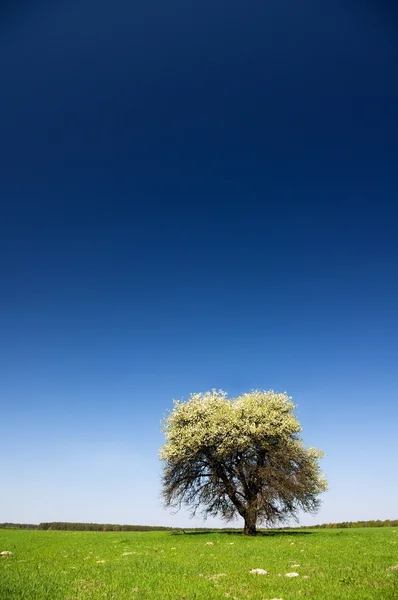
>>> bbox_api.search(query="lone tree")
[160,390,327,535]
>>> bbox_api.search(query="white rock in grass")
[205,541,214,546]
[250,568,268,575]
[387,565,398,571]
[285,572,299,577]
[0,552,13,557]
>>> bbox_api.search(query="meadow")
[1,527,397,599]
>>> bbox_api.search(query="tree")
[160,390,327,535]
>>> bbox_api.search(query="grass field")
[1,527,397,599]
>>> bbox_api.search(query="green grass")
[1,527,397,599]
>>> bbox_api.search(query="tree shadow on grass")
[170,529,313,537]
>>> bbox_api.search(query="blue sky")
[0,0,397,528]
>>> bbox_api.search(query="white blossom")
[250,568,268,575]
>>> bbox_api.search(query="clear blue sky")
[0,0,397,528]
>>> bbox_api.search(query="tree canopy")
[160,390,327,535]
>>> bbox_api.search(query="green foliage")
[0,523,39,530]
[36,523,171,532]
[1,518,397,531]
[160,390,327,534]
[302,519,398,529]
[0,528,397,599]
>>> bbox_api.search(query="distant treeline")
[294,519,398,529]
[0,523,172,531]
[0,523,39,530]
[0,519,397,531]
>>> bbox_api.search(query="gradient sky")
[0,0,397,528]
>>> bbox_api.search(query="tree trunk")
[243,511,258,536]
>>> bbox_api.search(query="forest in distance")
[1,519,397,531]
